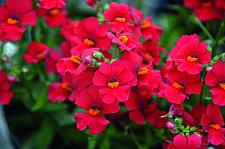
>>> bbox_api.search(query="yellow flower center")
[49,8,60,15]
[119,35,128,44]
[70,55,81,64]
[37,53,45,59]
[61,82,72,91]
[7,18,19,25]
[83,38,95,46]
[108,81,120,89]
[88,108,101,116]
[138,67,149,75]
[115,17,126,23]
[202,2,212,8]
[187,56,198,63]
[211,124,221,130]
[220,83,225,90]
[172,82,184,89]
[145,53,152,60]
[140,20,151,29]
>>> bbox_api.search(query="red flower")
[139,39,163,65]
[39,0,65,9]
[185,103,206,126]
[86,0,98,7]
[121,51,143,73]
[183,0,225,21]
[24,42,49,64]
[72,17,111,51]
[48,70,93,103]
[92,60,137,104]
[0,70,14,105]
[167,134,202,149]
[201,105,225,145]
[169,34,211,75]
[107,32,139,51]
[37,7,67,28]
[134,17,162,41]
[103,2,132,32]
[0,0,37,42]
[60,20,79,39]
[74,86,120,134]
[158,64,203,104]
[45,49,62,73]
[125,91,167,127]
[137,64,162,96]
[48,73,73,103]
[56,48,98,75]
[205,61,225,106]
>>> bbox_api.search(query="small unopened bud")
[1,56,8,63]
[174,117,183,124]
[166,122,176,130]
[93,52,103,59]
[84,56,92,64]
[206,67,212,71]
[7,75,17,83]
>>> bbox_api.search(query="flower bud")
[166,122,176,130]
[93,52,103,59]
[7,75,17,83]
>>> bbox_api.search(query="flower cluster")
[183,0,225,21]
[0,0,225,148]
[45,2,167,134]
[0,69,14,105]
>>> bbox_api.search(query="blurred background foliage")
[2,0,224,149]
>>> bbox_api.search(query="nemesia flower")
[39,0,65,9]
[140,39,163,65]
[121,51,143,72]
[158,65,203,104]
[121,52,161,97]
[48,70,93,103]
[169,34,211,75]
[74,86,120,134]
[205,61,225,106]
[0,70,14,105]
[134,17,162,41]
[125,91,167,127]
[107,32,139,51]
[24,42,49,64]
[37,7,67,28]
[72,17,111,51]
[92,60,137,104]
[103,2,132,32]
[48,73,73,103]
[56,48,99,75]
[201,105,225,145]
[0,0,37,42]
[60,41,72,57]
[167,134,202,149]
[137,64,162,96]
[45,49,62,73]
[185,103,206,126]
[183,0,225,21]
[86,0,98,7]
[60,19,79,39]
[129,5,143,24]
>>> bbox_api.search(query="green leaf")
[34,119,55,149]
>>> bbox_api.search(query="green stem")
[130,129,144,149]
[0,43,4,67]
[212,18,225,56]
[193,15,214,41]
[199,70,207,102]
[20,72,35,102]
[34,64,48,83]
